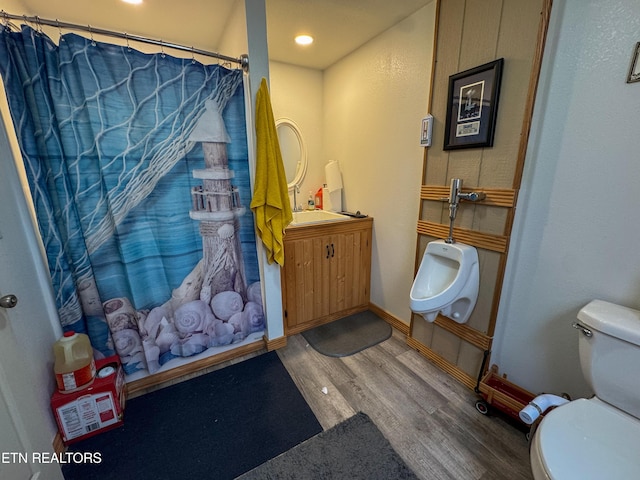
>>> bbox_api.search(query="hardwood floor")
[277,329,533,480]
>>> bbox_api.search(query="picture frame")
[627,42,640,84]
[443,58,504,150]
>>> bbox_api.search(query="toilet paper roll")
[325,160,343,192]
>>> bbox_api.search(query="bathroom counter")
[281,216,373,335]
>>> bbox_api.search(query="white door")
[0,351,33,479]
[0,102,64,479]
[0,306,53,480]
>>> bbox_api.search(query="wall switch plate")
[420,114,433,147]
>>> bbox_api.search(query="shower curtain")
[0,26,263,377]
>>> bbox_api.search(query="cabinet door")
[329,229,371,314]
[282,219,372,334]
[282,234,333,329]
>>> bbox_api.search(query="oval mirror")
[276,118,307,191]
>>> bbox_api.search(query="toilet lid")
[537,398,640,479]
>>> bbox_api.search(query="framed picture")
[444,58,504,150]
[627,42,640,83]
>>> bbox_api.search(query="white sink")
[290,210,349,225]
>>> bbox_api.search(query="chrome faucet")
[292,185,302,212]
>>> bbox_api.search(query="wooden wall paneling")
[466,249,501,334]
[478,155,517,189]
[424,0,464,185]
[480,79,527,188]
[416,221,508,253]
[474,206,510,236]
[457,341,487,381]
[511,0,553,190]
[431,325,461,364]
[485,0,553,335]
[486,250,509,335]
[420,186,516,207]
[410,312,434,345]
[414,0,440,263]
[497,0,544,59]
[410,0,551,392]
[406,335,478,389]
[455,203,476,231]
[458,0,504,70]
[413,234,431,272]
[446,149,482,184]
[434,316,491,350]
[420,201,446,223]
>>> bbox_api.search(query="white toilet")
[528,299,640,479]
[409,240,479,324]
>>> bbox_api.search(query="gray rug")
[301,310,392,357]
[236,412,418,479]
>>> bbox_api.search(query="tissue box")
[51,356,126,444]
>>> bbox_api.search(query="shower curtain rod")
[0,11,249,71]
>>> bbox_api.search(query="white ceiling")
[15,0,433,70]
[265,0,433,69]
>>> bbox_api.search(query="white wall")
[323,4,436,323]
[217,0,249,60]
[269,61,324,203]
[493,0,640,398]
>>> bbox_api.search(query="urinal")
[410,240,479,324]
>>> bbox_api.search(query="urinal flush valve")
[447,178,462,222]
[441,178,486,244]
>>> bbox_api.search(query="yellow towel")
[250,78,293,266]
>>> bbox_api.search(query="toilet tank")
[576,300,640,419]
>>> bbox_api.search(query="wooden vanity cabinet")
[281,217,373,335]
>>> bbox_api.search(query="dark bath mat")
[237,411,419,480]
[62,351,322,480]
[301,310,392,357]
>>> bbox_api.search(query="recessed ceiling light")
[295,35,314,46]
[122,0,143,5]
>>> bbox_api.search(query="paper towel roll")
[325,161,343,192]
[323,187,342,212]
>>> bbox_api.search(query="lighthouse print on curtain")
[0,27,263,378]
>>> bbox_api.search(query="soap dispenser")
[307,191,315,210]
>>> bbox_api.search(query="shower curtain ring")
[56,19,64,41]
[88,25,96,46]
[191,47,196,64]
[1,11,9,31]
[125,33,131,52]
[34,16,44,35]
[160,41,165,58]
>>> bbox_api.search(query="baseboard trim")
[368,303,410,336]
[53,432,65,454]
[264,334,287,351]
[127,339,266,396]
